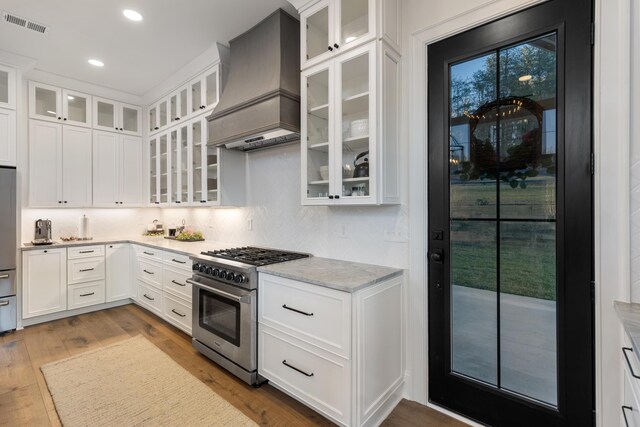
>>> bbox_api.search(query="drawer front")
[134,245,164,263]
[163,293,192,334]
[0,295,17,331]
[137,280,162,314]
[259,274,351,358]
[259,325,350,425]
[625,370,640,427]
[162,252,192,272]
[163,268,192,301]
[68,257,106,285]
[0,269,16,296]
[68,245,105,260]
[68,281,106,309]
[136,259,162,288]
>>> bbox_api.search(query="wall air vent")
[2,11,48,34]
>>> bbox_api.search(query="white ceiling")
[0,0,298,96]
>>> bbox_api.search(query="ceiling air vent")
[2,11,48,34]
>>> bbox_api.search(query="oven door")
[188,276,256,371]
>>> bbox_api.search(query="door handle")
[622,405,633,427]
[429,249,444,264]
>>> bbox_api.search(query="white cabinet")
[302,42,399,205]
[29,82,92,127]
[67,245,106,308]
[93,96,142,136]
[168,85,189,126]
[189,65,220,116]
[106,244,131,302]
[0,64,16,109]
[93,130,142,207]
[29,121,92,207]
[299,0,400,70]
[0,108,16,166]
[22,248,67,319]
[258,273,404,427]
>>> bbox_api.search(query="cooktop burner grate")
[201,246,310,266]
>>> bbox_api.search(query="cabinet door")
[92,130,119,207]
[169,128,179,205]
[159,133,169,204]
[203,141,218,204]
[120,103,141,136]
[202,65,219,111]
[149,137,159,205]
[93,97,118,132]
[177,85,189,121]
[62,126,92,206]
[120,135,143,206]
[0,108,16,166]
[149,103,159,134]
[335,0,375,52]
[62,89,92,128]
[158,98,169,129]
[334,43,376,204]
[301,0,333,69]
[169,92,179,125]
[178,124,190,203]
[29,82,62,123]
[22,248,67,318]
[189,76,204,115]
[190,118,204,204]
[0,65,16,109]
[29,121,62,207]
[106,244,130,302]
[302,62,333,204]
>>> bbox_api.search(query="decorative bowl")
[319,165,329,181]
[350,119,369,138]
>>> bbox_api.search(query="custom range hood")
[208,9,300,151]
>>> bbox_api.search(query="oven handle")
[187,279,247,303]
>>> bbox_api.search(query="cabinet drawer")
[163,268,191,301]
[136,259,162,289]
[163,293,192,334]
[625,370,640,426]
[68,245,105,259]
[162,252,192,272]
[259,274,351,358]
[259,325,350,425]
[68,280,105,309]
[137,280,162,315]
[134,245,164,263]
[68,257,105,285]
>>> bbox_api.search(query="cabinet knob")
[63,118,67,121]
[328,46,333,51]
[175,117,180,121]
[328,195,334,199]
[64,201,68,204]
[115,127,118,130]
[57,117,61,120]
[154,127,159,130]
[58,201,62,204]
[44,250,47,253]
[120,128,123,131]
[334,43,339,49]
[335,195,340,199]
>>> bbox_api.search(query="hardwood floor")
[0,304,466,426]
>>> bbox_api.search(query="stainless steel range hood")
[207,9,300,152]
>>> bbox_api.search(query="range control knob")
[205,266,213,275]
[234,274,245,284]
[199,265,207,273]
[192,263,200,271]
[227,272,235,282]
[219,270,227,279]
[212,268,220,277]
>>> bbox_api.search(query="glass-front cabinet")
[159,133,168,204]
[189,64,220,116]
[149,137,159,204]
[190,117,218,205]
[29,82,62,122]
[92,97,141,136]
[62,89,92,128]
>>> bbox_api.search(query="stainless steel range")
[189,247,310,385]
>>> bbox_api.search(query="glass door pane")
[305,68,330,199]
[170,130,178,203]
[149,105,157,132]
[65,93,88,124]
[339,52,370,199]
[179,87,188,119]
[97,100,115,128]
[191,80,202,113]
[448,33,558,406]
[306,5,329,62]
[35,86,59,118]
[205,69,218,106]
[205,144,218,203]
[192,120,203,203]
[340,0,368,46]
[170,93,178,123]
[180,125,189,203]
[159,100,167,128]
[149,139,158,203]
[122,106,139,133]
[0,70,8,104]
[159,134,168,203]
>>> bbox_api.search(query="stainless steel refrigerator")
[0,166,16,333]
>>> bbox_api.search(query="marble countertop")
[615,301,640,363]
[257,257,403,293]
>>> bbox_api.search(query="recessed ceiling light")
[67,95,75,100]
[123,9,143,22]
[88,59,104,67]
[518,74,532,82]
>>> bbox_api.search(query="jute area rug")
[40,335,257,427]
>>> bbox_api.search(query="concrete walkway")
[451,285,557,405]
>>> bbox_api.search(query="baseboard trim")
[21,299,132,327]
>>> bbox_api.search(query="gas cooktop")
[201,246,310,267]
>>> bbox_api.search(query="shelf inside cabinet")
[308,180,329,185]
[342,135,369,152]
[342,177,370,183]
[342,92,369,115]
[309,103,329,119]
[309,142,329,152]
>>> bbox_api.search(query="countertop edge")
[21,238,197,257]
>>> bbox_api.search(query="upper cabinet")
[0,64,16,109]
[300,0,400,70]
[29,82,92,127]
[190,65,220,115]
[93,97,142,136]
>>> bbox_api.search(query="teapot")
[353,151,369,178]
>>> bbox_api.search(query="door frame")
[405,0,630,425]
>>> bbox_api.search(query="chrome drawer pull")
[171,280,186,287]
[143,269,154,275]
[143,251,154,256]
[79,268,95,272]
[623,347,640,378]
[0,300,9,307]
[79,250,94,254]
[172,258,186,264]
[171,309,186,317]
[282,360,314,377]
[282,304,313,317]
[80,292,95,297]
[143,294,154,301]
[0,274,9,279]
[623,405,633,427]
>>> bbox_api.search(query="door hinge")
[591,153,595,175]
[591,22,595,46]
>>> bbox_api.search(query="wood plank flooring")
[0,304,466,426]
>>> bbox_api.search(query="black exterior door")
[427,1,593,425]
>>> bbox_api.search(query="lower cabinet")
[623,334,640,426]
[106,244,131,302]
[258,273,404,427]
[68,280,106,310]
[67,245,105,308]
[22,248,67,319]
